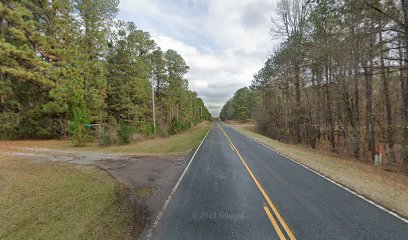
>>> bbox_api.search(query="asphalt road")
[150,122,408,240]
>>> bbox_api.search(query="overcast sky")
[117,0,280,116]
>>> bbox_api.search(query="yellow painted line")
[218,123,296,240]
[230,143,235,151]
[264,206,286,240]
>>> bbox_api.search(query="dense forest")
[219,87,253,122]
[0,0,211,145]
[221,0,408,170]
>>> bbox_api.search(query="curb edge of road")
[144,123,213,239]
[224,123,408,224]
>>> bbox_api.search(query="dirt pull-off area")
[0,145,190,239]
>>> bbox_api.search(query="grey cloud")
[206,81,241,90]
[195,83,242,98]
[241,1,274,30]
[201,96,233,104]
[233,47,269,60]
[119,0,279,116]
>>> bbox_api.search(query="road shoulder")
[229,123,408,219]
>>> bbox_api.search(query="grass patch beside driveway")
[1,121,212,155]
[0,121,212,239]
[0,157,132,240]
[102,121,212,155]
[236,125,408,218]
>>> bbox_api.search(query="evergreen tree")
[220,87,252,122]
[107,21,156,123]
[74,0,119,122]
[0,0,211,142]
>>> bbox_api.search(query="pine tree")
[107,21,156,123]
[73,0,119,122]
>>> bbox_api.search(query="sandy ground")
[0,144,190,239]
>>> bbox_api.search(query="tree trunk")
[325,61,335,152]
[363,60,375,162]
[378,18,396,165]
[351,16,361,159]
[294,64,302,143]
[401,0,408,171]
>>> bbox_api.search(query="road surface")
[150,122,408,240]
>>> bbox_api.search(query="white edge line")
[223,123,408,224]
[144,124,213,239]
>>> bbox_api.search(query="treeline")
[223,0,408,170]
[219,87,253,122]
[0,0,211,144]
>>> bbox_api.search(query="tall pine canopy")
[0,0,211,141]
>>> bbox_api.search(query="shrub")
[155,123,170,137]
[117,124,133,145]
[68,108,91,146]
[134,121,155,136]
[98,129,117,147]
[169,118,189,135]
[10,107,62,139]
[0,112,18,140]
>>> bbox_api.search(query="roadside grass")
[0,122,212,239]
[1,121,212,155]
[236,125,408,218]
[0,157,132,240]
[102,121,211,155]
[224,120,254,128]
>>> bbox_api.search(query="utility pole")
[200,106,202,119]
[151,75,156,135]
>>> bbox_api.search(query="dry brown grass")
[0,157,132,240]
[236,125,408,218]
[224,120,254,128]
[0,122,213,239]
[0,121,211,155]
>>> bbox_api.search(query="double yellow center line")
[218,123,296,240]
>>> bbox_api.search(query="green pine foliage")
[117,124,133,145]
[0,0,211,144]
[68,107,91,146]
[220,87,253,122]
